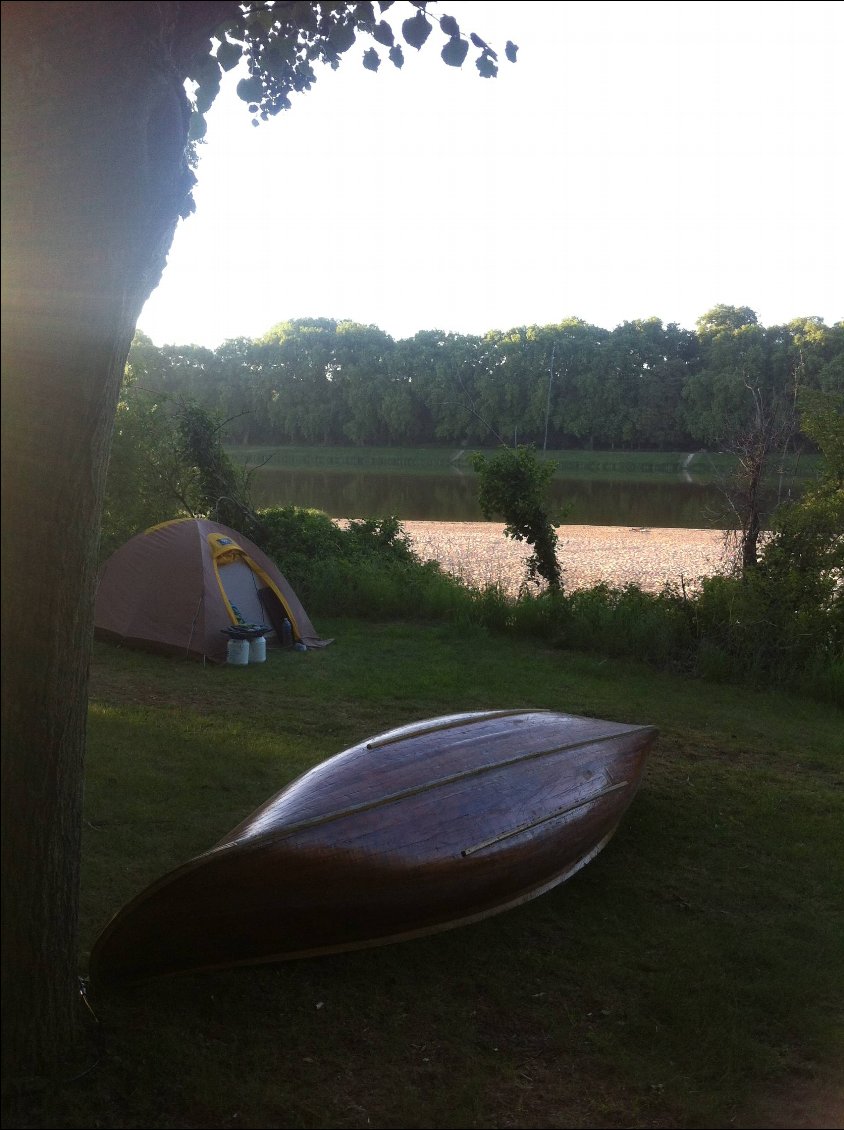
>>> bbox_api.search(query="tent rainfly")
[94,518,331,663]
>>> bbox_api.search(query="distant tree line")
[125,305,843,452]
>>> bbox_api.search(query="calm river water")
[247,465,801,529]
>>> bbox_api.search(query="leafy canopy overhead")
[187,1,518,138]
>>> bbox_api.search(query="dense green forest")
[126,305,843,450]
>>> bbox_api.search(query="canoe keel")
[90,709,657,984]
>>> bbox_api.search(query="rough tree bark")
[1,0,238,1085]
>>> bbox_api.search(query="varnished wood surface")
[90,710,657,985]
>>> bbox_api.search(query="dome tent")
[95,518,331,663]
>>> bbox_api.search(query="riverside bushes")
[257,506,459,620]
[252,504,842,706]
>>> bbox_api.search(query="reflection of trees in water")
[251,470,482,520]
[250,469,798,529]
[551,479,732,529]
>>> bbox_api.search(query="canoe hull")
[90,710,657,984]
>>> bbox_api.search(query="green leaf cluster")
[102,352,265,556]
[174,400,263,537]
[184,2,517,136]
[471,445,563,591]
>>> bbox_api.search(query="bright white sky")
[138,0,844,348]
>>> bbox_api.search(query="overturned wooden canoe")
[90,709,657,985]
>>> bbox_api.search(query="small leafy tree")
[102,378,264,557]
[686,306,803,574]
[174,400,267,540]
[693,390,843,697]
[101,378,186,558]
[757,391,844,608]
[471,445,562,591]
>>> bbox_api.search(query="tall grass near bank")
[259,507,843,706]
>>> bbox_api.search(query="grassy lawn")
[13,620,843,1128]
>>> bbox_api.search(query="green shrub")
[693,567,843,700]
[255,506,467,619]
[471,445,563,591]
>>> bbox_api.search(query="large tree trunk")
[1,0,235,1085]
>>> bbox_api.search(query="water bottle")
[281,618,293,648]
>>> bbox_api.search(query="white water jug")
[226,638,249,665]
